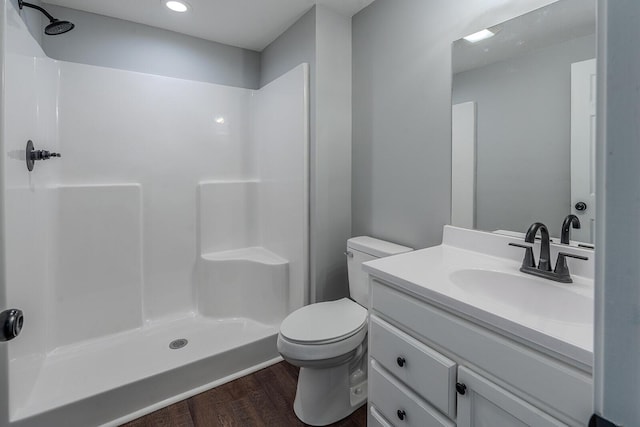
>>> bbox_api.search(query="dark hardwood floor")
[121,361,367,427]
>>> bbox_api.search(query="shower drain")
[169,338,188,350]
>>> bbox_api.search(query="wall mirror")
[451,0,596,244]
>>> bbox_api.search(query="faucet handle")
[554,252,589,282]
[558,252,589,261]
[508,243,535,269]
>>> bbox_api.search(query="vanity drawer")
[369,314,457,418]
[369,359,455,427]
[368,405,393,427]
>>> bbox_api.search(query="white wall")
[253,64,310,309]
[1,0,59,418]
[10,0,43,44]
[352,0,558,250]
[3,15,309,335]
[51,184,143,347]
[57,62,255,323]
[451,101,476,229]
[198,64,311,314]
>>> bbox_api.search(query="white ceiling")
[453,0,595,74]
[43,0,375,51]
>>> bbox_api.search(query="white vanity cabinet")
[367,278,593,427]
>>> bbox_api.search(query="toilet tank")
[346,236,412,307]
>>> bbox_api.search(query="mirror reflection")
[451,0,596,244]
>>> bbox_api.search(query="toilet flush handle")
[344,251,353,258]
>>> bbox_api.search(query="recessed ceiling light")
[165,0,189,13]
[463,29,495,43]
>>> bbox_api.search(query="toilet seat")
[278,298,368,362]
[280,298,368,344]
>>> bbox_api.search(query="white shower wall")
[2,1,60,413]
[253,68,309,312]
[1,1,309,423]
[54,60,309,329]
[57,62,256,322]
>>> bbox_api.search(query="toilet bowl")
[277,236,412,426]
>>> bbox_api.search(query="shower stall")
[0,1,309,425]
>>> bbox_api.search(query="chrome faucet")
[509,221,588,283]
[560,214,581,244]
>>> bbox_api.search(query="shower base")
[10,315,280,427]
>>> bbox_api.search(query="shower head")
[18,0,75,36]
[45,19,74,35]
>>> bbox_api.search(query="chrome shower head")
[18,0,75,36]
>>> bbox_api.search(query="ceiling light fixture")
[165,0,189,13]
[463,29,495,43]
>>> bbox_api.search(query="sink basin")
[449,269,592,325]
[362,226,595,365]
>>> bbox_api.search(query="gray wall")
[352,0,557,250]
[313,6,352,302]
[260,7,315,88]
[39,3,260,88]
[453,34,595,235]
[595,0,640,424]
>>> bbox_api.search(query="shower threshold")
[10,315,280,427]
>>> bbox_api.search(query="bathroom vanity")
[364,226,594,426]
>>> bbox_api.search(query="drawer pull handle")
[456,382,467,395]
[397,409,406,421]
[396,356,406,367]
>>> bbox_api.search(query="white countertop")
[363,226,594,368]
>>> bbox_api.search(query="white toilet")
[277,236,412,426]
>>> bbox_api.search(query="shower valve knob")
[26,140,61,171]
[0,309,24,342]
[32,150,61,160]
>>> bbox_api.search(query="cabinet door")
[368,406,393,427]
[457,367,567,427]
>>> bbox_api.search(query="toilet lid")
[280,298,368,344]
